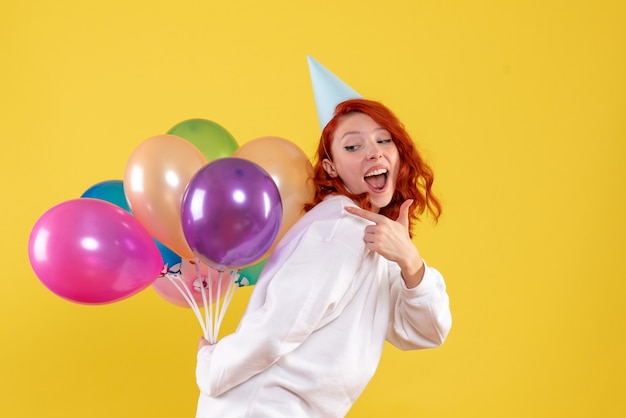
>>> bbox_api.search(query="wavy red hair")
[304,98,441,235]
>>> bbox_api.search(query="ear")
[322,158,338,178]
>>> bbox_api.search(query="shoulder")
[309,195,358,219]
[276,195,369,253]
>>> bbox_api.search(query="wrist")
[400,257,425,289]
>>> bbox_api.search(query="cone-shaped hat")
[307,56,362,131]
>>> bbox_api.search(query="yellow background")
[2,0,625,417]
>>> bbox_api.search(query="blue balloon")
[81,180,130,212]
[156,241,181,272]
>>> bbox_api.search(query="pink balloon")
[28,199,163,304]
[152,259,232,308]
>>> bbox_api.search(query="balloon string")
[165,273,196,312]
[213,270,223,342]
[165,273,207,339]
[165,265,239,344]
[194,260,213,343]
[206,265,215,343]
[207,273,213,342]
[215,270,239,338]
[170,274,207,338]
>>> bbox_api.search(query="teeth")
[364,168,388,177]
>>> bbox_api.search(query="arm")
[343,201,451,349]
[385,261,451,349]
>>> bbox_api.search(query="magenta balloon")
[28,198,163,304]
[181,158,282,269]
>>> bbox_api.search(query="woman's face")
[323,112,400,213]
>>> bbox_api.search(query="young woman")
[195,99,452,417]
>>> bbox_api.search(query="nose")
[367,144,383,160]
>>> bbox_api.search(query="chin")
[369,194,393,213]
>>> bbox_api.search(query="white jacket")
[196,195,451,417]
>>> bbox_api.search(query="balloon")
[181,157,283,269]
[237,257,268,286]
[124,134,207,259]
[81,180,131,212]
[156,241,181,271]
[152,259,231,308]
[28,199,163,305]
[82,179,182,270]
[167,119,238,162]
[233,136,314,255]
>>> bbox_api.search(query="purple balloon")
[28,198,163,304]
[181,157,283,269]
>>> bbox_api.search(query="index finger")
[343,205,385,223]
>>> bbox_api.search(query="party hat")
[307,56,362,131]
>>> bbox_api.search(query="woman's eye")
[344,145,359,152]
[377,138,393,144]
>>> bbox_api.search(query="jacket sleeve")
[385,262,452,350]
[196,217,367,397]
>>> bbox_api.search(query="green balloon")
[167,118,238,161]
[237,258,268,286]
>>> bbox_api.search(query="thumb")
[396,199,414,227]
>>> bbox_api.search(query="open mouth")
[364,168,388,191]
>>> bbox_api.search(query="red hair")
[304,98,441,235]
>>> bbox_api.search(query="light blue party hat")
[307,56,362,131]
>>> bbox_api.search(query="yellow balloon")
[233,136,314,255]
[124,134,207,259]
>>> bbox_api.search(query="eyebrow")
[339,127,389,140]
